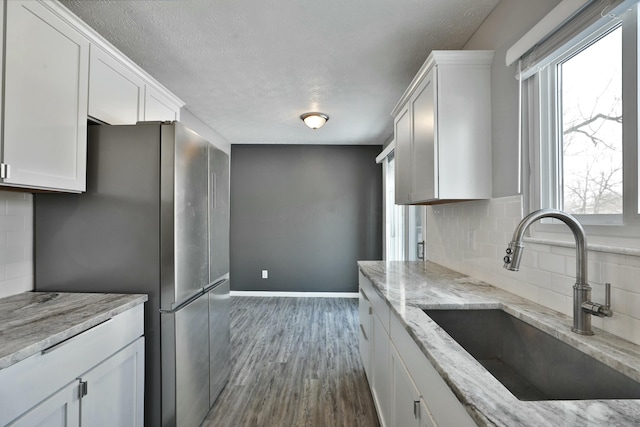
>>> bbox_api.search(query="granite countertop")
[358,260,640,426]
[0,292,147,370]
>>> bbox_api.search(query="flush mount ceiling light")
[300,112,329,129]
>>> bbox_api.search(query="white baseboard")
[230,291,359,298]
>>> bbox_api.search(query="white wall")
[427,0,640,345]
[0,191,33,298]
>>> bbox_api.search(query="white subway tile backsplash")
[537,252,567,275]
[587,261,602,285]
[0,215,24,232]
[504,200,523,218]
[592,251,627,266]
[615,288,640,317]
[6,261,32,280]
[549,273,577,297]
[427,195,640,345]
[603,313,640,345]
[602,263,637,293]
[1,276,32,296]
[523,266,552,289]
[550,245,576,257]
[538,288,571,316]
[624,254,640,268]
[527,242,552,254]
[0,191,33,299]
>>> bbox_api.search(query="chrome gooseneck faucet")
[503,209,612,335]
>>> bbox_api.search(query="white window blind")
[507,0,634,78]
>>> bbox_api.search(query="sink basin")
[423,308,640,401]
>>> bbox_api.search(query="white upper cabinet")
[88,45,145,125]
[2,0,89,192]
[394,105,412,205]
[144,85,182,122]
[0,0,184,193]
[392,51,493,205]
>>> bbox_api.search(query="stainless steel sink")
[423,308,640,401]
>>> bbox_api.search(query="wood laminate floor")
[202,297,380,427]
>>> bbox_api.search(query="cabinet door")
[394,105,412,204]
[411,67,437,202]
[89,45,144,125]
[8,380,80,427]
[3,0,88,192]
[371,313,391,427]
[418,398,437,427]
[391,345,420,427]
[359,287,372,379]
[144,85,180,121]
[79,338,145,427]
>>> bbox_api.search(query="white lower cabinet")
[418,398,437,427]
[359,272,475,427]
[79,338,145,427]
[391,345,438,427]
[8,380,81,427]
[391,345,420,427]
[0,305,145,427]
[371,312,391,427]
[358,287,372,379]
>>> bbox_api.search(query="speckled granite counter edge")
[358,260,640,427]
[0,292,148,370]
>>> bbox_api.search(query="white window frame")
[526,2,640,243]
[377,143,426,260]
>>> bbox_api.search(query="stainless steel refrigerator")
[34,121,231,427]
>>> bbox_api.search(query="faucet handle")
[581,282,613,318]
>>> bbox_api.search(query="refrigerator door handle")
[204,274,229,293]
[160,288,206,314]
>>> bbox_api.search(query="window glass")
[385,153,405,260]
[559,27,622,215]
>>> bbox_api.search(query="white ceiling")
[61,0,500,146]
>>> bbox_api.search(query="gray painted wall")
[230,144,382,292]
[464,0,561,198]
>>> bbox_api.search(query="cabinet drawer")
[359,271,390,334]
[0,304,143,425]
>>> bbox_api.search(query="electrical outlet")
[261,270,268,279]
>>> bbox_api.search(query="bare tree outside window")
[560,27,622,215]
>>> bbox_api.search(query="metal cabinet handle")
[41,318,111,355]
[359,324,368,341]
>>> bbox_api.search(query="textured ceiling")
[61,0,499,145]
